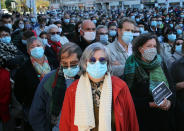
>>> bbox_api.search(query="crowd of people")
[0,6,184,131]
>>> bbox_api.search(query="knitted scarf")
[123,55,169,92]
[0,42,19,67]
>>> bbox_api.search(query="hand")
[159,98,171,111]
[149,98,171,111]
[149,102,158,108]
[176,81,184,90]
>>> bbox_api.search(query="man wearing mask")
[62,13,75,39]
[77,20,96,51]
[0,26,12,44]
[108,17,135,76]
[30,14,38,29]
[47,24,63,55]
[34,17,47,36]
[95,25,110,45]
[148,17,158,34]
[1,14,13,32]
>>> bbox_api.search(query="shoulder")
[66,79,79,94]
[111,76,128,90]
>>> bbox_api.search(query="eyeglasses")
[62,65,78,69]
[89,57,107,64]
[50,32,60,35]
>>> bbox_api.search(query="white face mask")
[142,48,157,61]
[83,31,96,41]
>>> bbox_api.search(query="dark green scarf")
[123,55,169,92]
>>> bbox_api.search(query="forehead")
[61,53,78,62]
[29,40,42,48]
[0,31,9,35]
[122,22,134,30]
[109,26,117,29]
[50,27,58,32]
[143,39,157,46]
[82,21,95,29]
[92,50,106,59]
[98,28,108,33]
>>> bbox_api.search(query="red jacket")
[0,68,11,122]
[59,76,139,131]
[48,39,61,55]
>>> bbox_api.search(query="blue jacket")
[29,69,75,131]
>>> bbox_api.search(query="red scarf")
[0,68,11,122]
[48,39,62,54]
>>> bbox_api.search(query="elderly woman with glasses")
[59,42,139,131]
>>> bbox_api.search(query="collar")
[150,26,157,32]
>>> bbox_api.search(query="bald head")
[80,20,96,43]
[81,20,96,31]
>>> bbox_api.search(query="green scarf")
[123,55,169,92]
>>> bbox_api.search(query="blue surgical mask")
[175,45,182,53]
[170,24,174,28]
[181,15,184,18]
[139,27,144,33]
[64,19,70,23]
[151,21,157,27]
[177,29,182,35]
[122,31,133,45]
[58,28,62,33]
[157,21,162,25]
[0,36,11,44]
[100,35,108,43]
[31,18,36,23]
[19,23,24,29]
[22,40,27,45]
[131,15,135,20]
[5,24,12,29]
[179,24,183,27]
[86,61,107,79]
[168,34,176,42]
[42,39,48,45]
[51,34,61,42]
[31,47,44,59]
[109,30,116,37]
[92,20,97,24]
[63,65,79,78]
[136,18,140,22]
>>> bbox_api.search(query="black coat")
[171,56,184,131]
[124,62,176,131]
[76,36,94,51]
[14,57,55,107]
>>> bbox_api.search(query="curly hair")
[132,33,160,58]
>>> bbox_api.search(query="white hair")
[46,24,59,33]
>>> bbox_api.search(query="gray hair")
[79,42,112,74]
[96,25,108,33]
[118,17,136,29]
[27,36,44,49]
[46,24,59,33]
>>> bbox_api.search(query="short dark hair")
[132,33,160,58]
[54,21,62,25]
[23,30,35,39]
[1,14,12,20]
[0,26,10,34]
[108,22,117,29]
[39,31,47,37]
[118,17,136,29]
[58,42,82,62]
